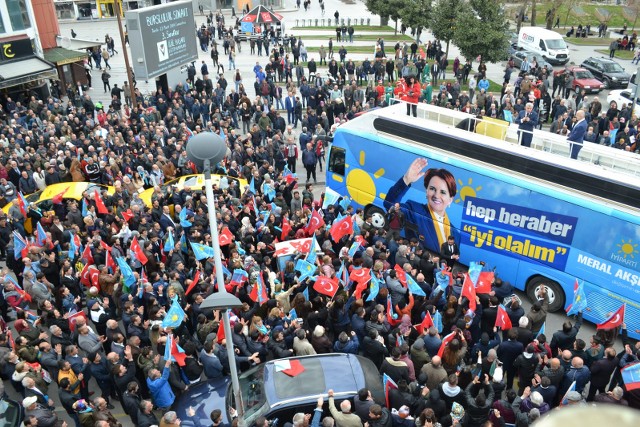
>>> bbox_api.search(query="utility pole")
[114,0,136,106]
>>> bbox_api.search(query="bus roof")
[337,102,640,211]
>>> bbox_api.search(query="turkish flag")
[349,267,371,285]
[81,245,94,265]
[93,190,108,214]
[100,240,112,252]
[219,227,234,246]
[185,270,200,296]
[170,337,187,366]
[495,305,512,330]
[415,311,434,335]
[305,210,325,236]
[52,186,69,204]
[121,209,134,222]
[105,250,117,272]
[386,297,401,326]
[313,276,339,297]
[216,323,226,344]
[130,236,148,265]
[329,215,353,242]
[597,304,625,330]
[353,281,368,300]
[437,332,457,358]
[14,287,32,303]
[68,311,88,332]
[476,271,494,294]
[394,264,407,287]
[80,264,100,288]
[461,274,477,311]
[281,217,292,240]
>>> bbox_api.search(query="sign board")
[0,38,35,62]
[125,1,198,79]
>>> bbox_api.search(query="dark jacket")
[590,355,618,388]
[380,357,410,384]
[497,339,525,370]
[550,313,583,355]
[464,382,495,427]
[362,336,388,369]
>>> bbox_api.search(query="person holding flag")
[550,311,583,356]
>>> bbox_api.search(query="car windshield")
[603,63,625,73]
[575,71,594,79]
[546,39,567,49]
[229,365,268,424]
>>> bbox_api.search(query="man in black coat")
[550,312,583,356]
[497,329,524,390]
[122,382,142,425]
[587,347,618,401]
[362,329,389,370]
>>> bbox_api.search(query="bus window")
[328,146,345,176]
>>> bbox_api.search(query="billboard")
[125,1,198,79]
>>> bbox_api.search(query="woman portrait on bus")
[384,157,458,253]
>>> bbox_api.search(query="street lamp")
[186,133,245,427]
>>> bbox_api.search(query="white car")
[606,89,640,116]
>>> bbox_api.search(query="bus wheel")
[526,276,565,313]
[365,205,386,229]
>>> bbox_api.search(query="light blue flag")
[222,264,231,277]
[13,231,26,260]
[249,177,256,194]
[352,217,361,235]
[179,208,192,227]
[339,196,351,211]
[190,241,215,261]
[561,381,576,405]
[115,256,136,288]
[433,310,443,333]
[36,222,47,247]
[68,233,78,259]
[322,187,341,208]
[236,242,246,255]
[164,334,173,362]
[162,299,186,328]
[164,232,175,252]
[306,237,318,263]
[303,286,309,300]
[468,261,483,286]
[180,233,188,254]
[407,275,426,297]
[566,280,587,316]
[435,271,450,292]
[295,258,316,283]
[366,274,380,301]
[288,308,298,320]
[262,182,276,201]
[536,322,546,338]
[503,109,513,123]
[82,199,88,217]
[348,241,360,258]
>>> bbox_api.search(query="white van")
[517,26,570,65]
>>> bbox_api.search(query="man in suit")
[159,206,176,232]
[430,61,439,85]
[515,102,539,147]
[440,235,460,269]
[285,92,296,125]
[567,109,587,159]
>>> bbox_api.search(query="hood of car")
[575,77,602,86]
[604,71,630,80]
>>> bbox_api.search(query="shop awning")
[44,47,86,66]
[0,57,58,89]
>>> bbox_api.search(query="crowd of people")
[0,8,639,427]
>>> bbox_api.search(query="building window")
[7,0,31,31]
[0,15,6,34]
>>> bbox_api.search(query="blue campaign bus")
[326,102,640,337]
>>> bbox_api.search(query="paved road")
[12,3,620,425]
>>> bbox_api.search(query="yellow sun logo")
[338,150,386,206]
[616,239,639,259]
[455,178,483,204]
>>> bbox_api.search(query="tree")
[430,0,462,57]
[400,0,432,42]
[453,0,510,64]
[365,0,405,31]
[544,0,569,29]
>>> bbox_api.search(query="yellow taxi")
[139,174,249,208]
[2,182,115,232]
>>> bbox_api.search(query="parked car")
[606,89,640,116]
[553,66,603,93]
[510,50,554,72]
[580,57,631,89]
[173,353,384,427]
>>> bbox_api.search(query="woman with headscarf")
[388,314,419,348]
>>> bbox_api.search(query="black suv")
[580,57,631,89]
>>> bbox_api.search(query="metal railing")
[385,100,640,178]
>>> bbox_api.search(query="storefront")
[54,0,152,20]
[0,38,57,101]
[43,47,88,90]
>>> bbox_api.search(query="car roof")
[264,353,365,406]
